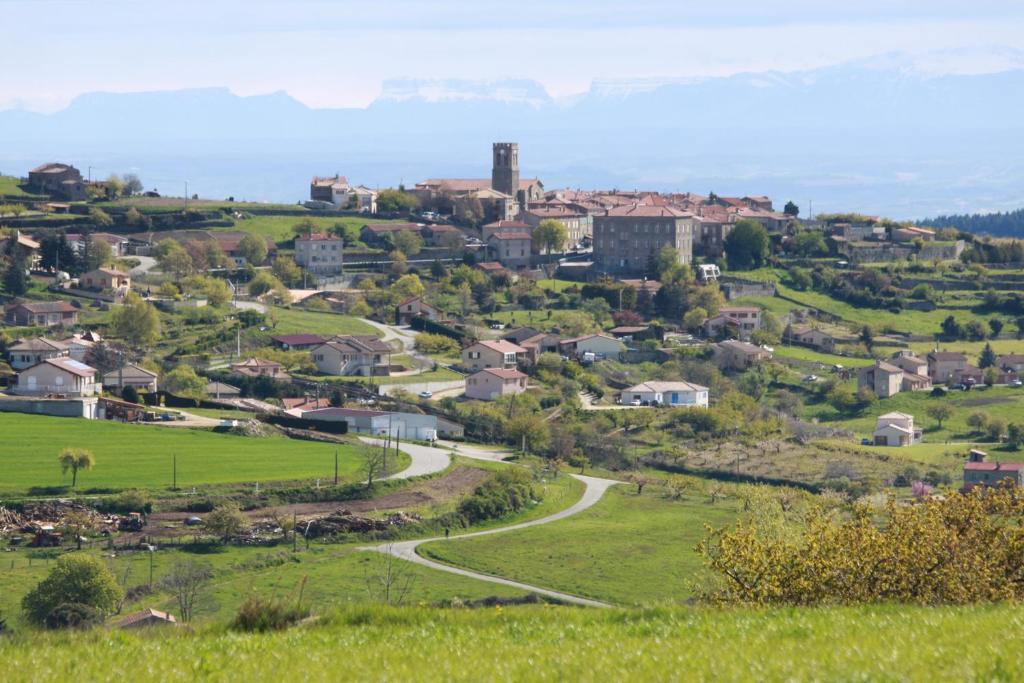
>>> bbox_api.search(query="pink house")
[465,368,528,401]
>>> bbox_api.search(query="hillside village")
[2,143,1024,634]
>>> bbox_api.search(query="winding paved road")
[358,437,454,480]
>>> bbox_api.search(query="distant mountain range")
[1,52,1023,221]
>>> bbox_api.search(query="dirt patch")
[145,467,488,532]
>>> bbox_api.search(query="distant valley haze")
[3,0,1024,221]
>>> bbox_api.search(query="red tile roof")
[604,205,692,218]
[964,462,1024,471]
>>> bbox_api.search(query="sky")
[3,0,1024,112]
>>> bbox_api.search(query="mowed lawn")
[420,485,738,605]
[269,306,381,337]
[0,414,376,495]
[216,215,402,243]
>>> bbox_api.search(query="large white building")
[294,233,344,275]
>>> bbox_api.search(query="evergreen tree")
[979,342,998,369]
[3,252,28,295]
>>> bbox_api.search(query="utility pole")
[184,181,189,210]
[172,453,177,490]
[334,449,339,486]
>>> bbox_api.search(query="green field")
[906,338,1024,357]
[0,414,381,496]
[801,385,1024,446]
[269,306,381,337]
[4,603,1023,681]
[421,485,738,604]
[772,344,874,368]
[214,215,384,243]
[0,175,46,199]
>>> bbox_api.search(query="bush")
[44,603,104,630]
[96,489,152,514]
[458,470,539,524]
[414,332,460,356]
[232,593,309,632]
[22,555,123,627]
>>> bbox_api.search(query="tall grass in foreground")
[2,603,1023,681]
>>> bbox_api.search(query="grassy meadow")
[421,485,738,604]
[3,604,1024,681]
[268,306,380,337]
[0,414,385,496]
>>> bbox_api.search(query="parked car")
[861,438,873,445]
[418,390,433,399]
[184,516,203,527]
[1009,379,1023,388]
[803,374,819,382]
[949,383,966,390]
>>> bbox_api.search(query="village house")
[280,396,333,416]
[270,334,326,351]
[713,340,773,370]
[501,327,542,345]
[461,340,526,372]
[522,207,592,248]
[692,216,732,257]
[963,449,1024,490]
[592,205,695,274]
[7,337,69,370]
[620,380,709,408]
[891,353,929,377]
[395,297,444,324]
[998,354,1024,374]
[927,351,968,383]
[9,231,42,269]
[891,226,936,243]
[102,364,159,393]
[116,608,178,630]
[515,332,563,365]
[558,334,625,362]
[310,336,392,377]
[4,301,79,327]
[858,361,905,398]
[27,162,87,200]
[230,358,289,380]
[421,223,464,248]
[465,368,528,401]
[310,175,348,203]
[58,330,102,362]
[206,381,241,399]
[872,412,922,447]
[481,219,532,242]
[783,323,854,353]
[14,357,98,397]
[80,267,130,292]
[486,231,532,269]
[294,233,344,275]
[703,306,763,340]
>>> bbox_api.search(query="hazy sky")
[3,0,1024,112]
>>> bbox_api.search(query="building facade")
[294,233,344,275]
[592,205,694,274]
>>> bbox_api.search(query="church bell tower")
[491,142,520,199]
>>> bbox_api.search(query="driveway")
[578,392,633,411]
[358,437,452,480]
[366,473,619,607]
[231,299,267,313]
[128,255,158,276]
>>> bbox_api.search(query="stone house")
[27,163,87,200]
[116,608,177,630]
[703,306,762,340]
[522,207,592,248]
[15,357,98,397]
[963,450,1024,490]
[592,205,695,274]
[465,368,528,401]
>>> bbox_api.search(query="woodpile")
[298,509,422,538]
